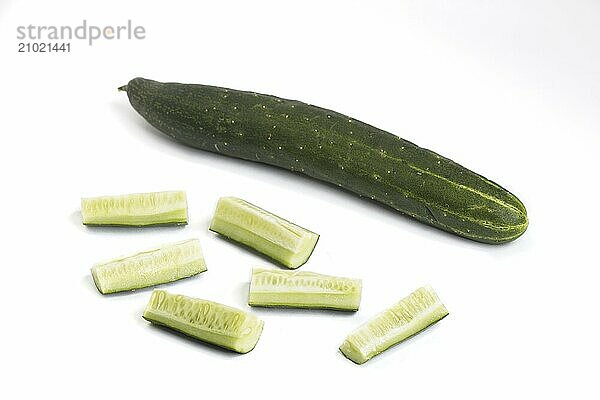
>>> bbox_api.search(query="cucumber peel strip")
[91,239,206,294]
[339,285,448,364]
[209,197,319,269]
[143,290,264,354]
[81,191,188,226]
[248,267,362,310]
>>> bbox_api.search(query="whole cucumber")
[120,78,527,244]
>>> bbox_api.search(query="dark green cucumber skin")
[121,78,528,244]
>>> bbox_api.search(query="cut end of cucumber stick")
[143,290,264,354]
[81,191,188,226]
[209,197,319,269]
[248,267,362,311]
[91,239,206,294]
[339,285,448,364]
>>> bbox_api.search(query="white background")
[1,1,599,398]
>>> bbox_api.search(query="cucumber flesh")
[209,197,319,269]
[81,191,188,226]
[143,290,264,353]
[339,285,448,364]
[91,239,206,294]
[248,267,361,310]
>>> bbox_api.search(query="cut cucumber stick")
[339,286,448,364]
[143,290,264,353]
[209,197,319,269]
[249,267,362,310]
[81,191,188,226]
[91,239,206,294]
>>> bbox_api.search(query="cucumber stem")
[118,85,128,92]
